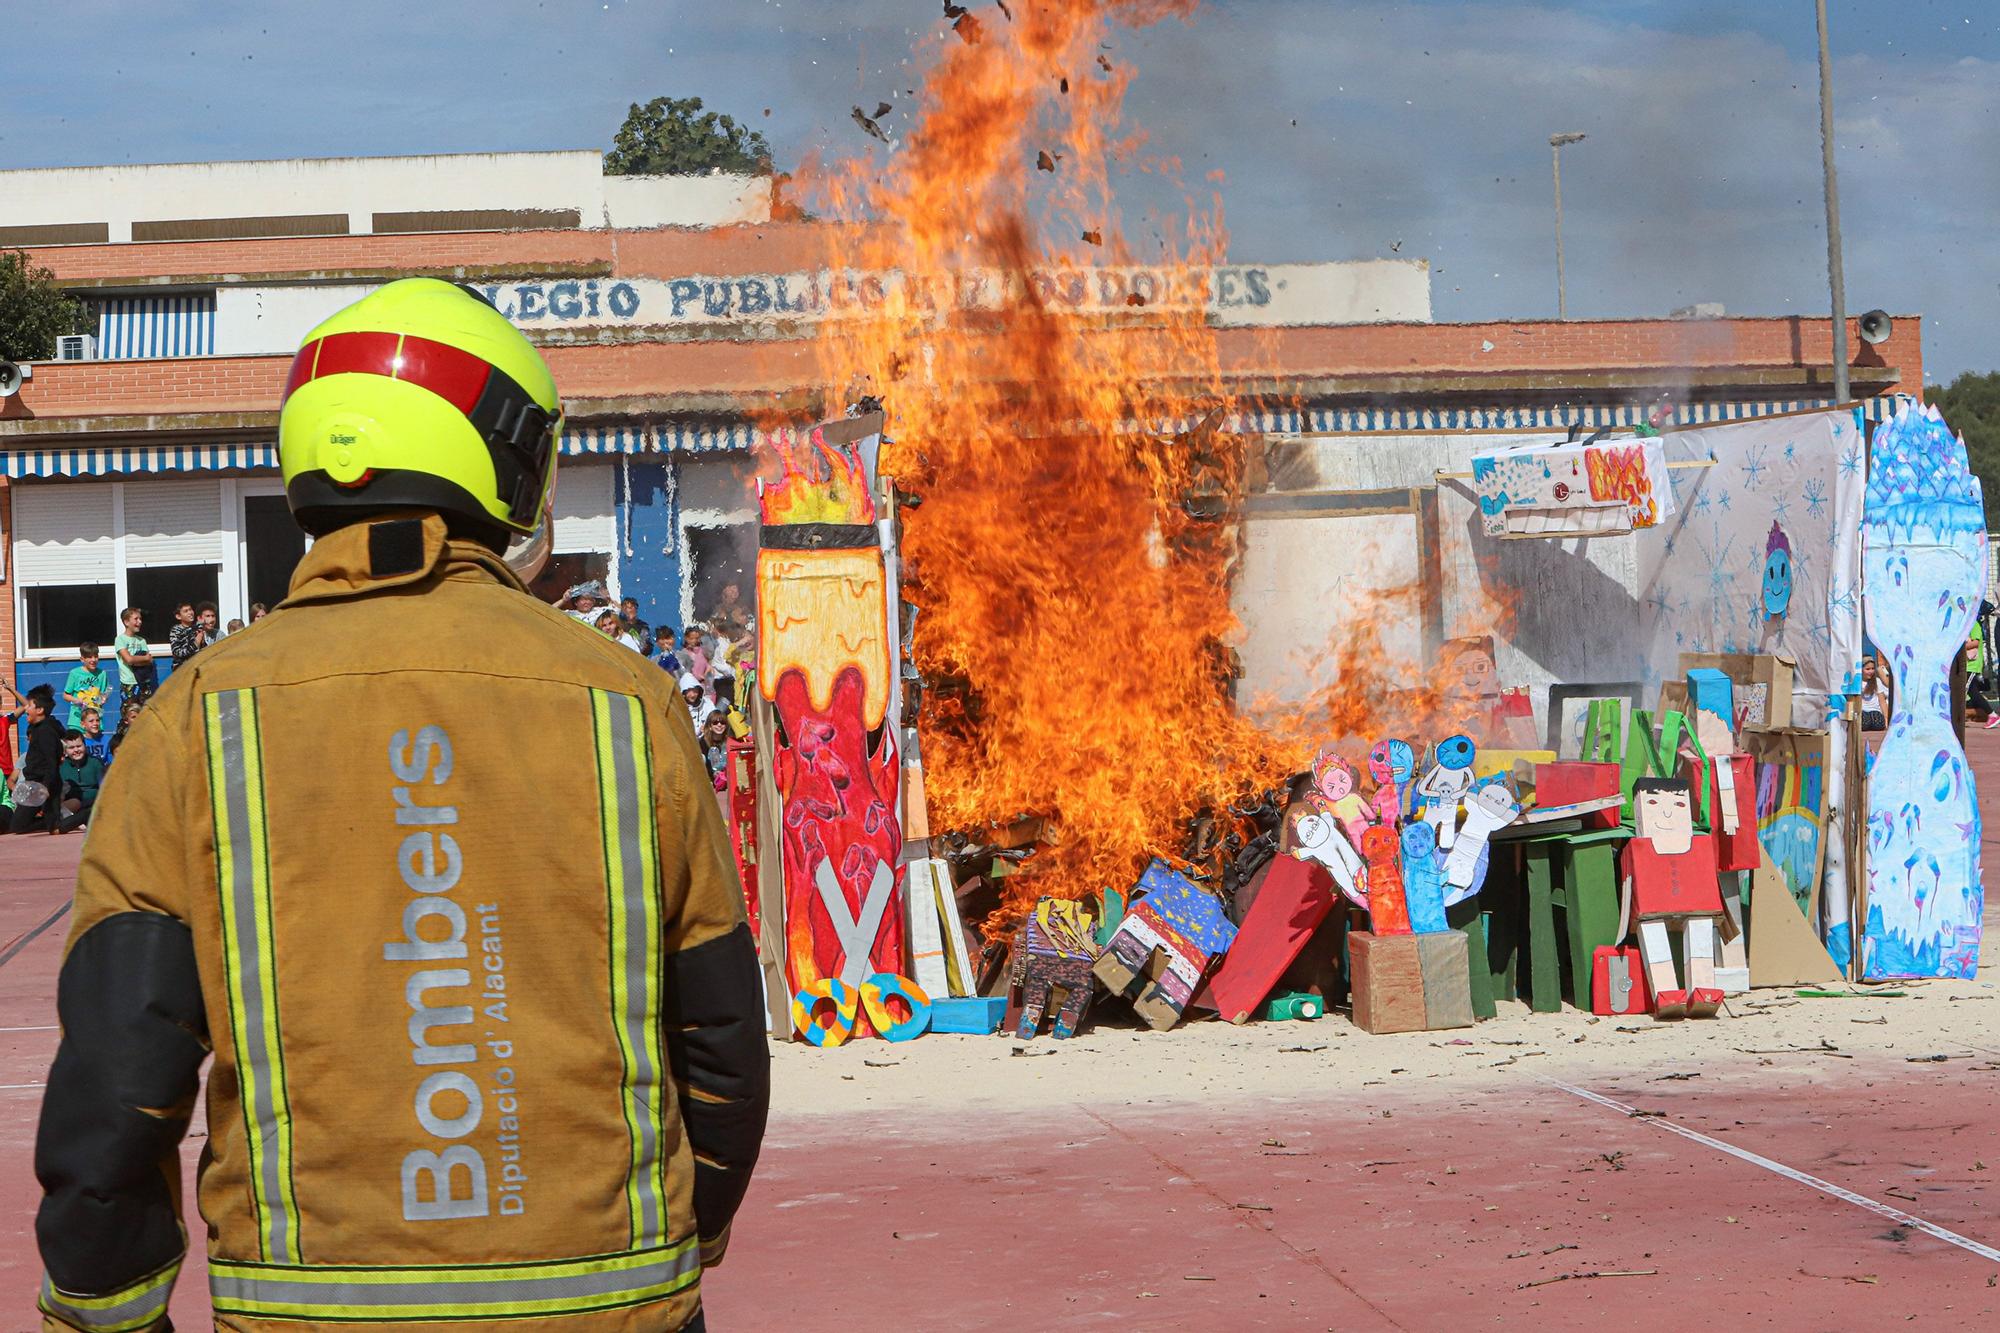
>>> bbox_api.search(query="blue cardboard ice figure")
[1762,521,1794,620]
[1399,823,1449,933]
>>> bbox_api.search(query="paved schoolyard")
[1,730,1997,1329]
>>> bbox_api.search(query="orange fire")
[791,1,1511,929]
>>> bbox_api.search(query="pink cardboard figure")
[1615,778,1725,1021]
[1368,738,1416,825]
[1309,749,1377,847]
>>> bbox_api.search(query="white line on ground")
[0,1026,57,1032]
[1547,1077,2000,1264]
[0,1083,46,1090]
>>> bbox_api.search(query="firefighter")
[34,279,769,1332]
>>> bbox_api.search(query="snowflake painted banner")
[1861,403,1986,980]
[1631,408,1866,968]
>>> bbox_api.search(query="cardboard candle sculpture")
[757,415,905,1029]
[1861,403,1987,980]
[1616,778,1724,1020]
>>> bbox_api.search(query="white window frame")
[550,461,621,600]
[10,476,254,662]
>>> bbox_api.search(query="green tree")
[604,97,772,176]
[0,250,91,363]
[1925,371,2000,531]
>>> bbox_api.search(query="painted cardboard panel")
[1741,727,1828,921]
[1861,403,1987,980]
[757,417,905,1027]
[1471,439,1671,538]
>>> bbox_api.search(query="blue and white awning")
[93,293,218,359]
[1,394,1918,479]
[1,441,278,478]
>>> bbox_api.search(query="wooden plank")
[1208,855,1337,1024]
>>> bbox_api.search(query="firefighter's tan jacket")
[35,514,770,1332]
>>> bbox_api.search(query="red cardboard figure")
[1616,777,1725,1020]
[1359,826,1413,935]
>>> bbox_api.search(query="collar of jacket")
[279,513,529,608]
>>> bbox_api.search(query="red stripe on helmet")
[283,330,495,418]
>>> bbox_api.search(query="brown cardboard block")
[1679,652,1795,729]
[1415,931,1476,1030]
[1747,847,1842,987]
[1349,931,1429,1034]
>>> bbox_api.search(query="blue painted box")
[928,996,1007,1035]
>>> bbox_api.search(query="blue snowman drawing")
[1762,521,1793,620]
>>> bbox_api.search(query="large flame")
[792,0,1514,930]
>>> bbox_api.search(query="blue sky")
[5,0,1996,380]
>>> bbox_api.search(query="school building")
[0,149,1921,709]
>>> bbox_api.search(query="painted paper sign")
[1861,404,1987,980]
[757,415,904,1027]
[1471,439,1672,537]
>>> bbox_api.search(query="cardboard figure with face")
[1416,734,1477,850]
[1292,809,1367,908]
[1399,823,1448,933]
[1619,777,1726,1021]
[1761,521,1794,621]
[1633,779,1695,854]
[1369,738,1416,825]
[1310,749,1376,846]
[1443,779,1520,900]
[1359,827,1413,935]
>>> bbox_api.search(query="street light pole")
[1549,132,1586,320]
[1816,0,1850,405]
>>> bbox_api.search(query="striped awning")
[93,293,218,360]
[0,394,1918,479]
[1,441,278,478]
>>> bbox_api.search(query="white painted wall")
[206,259,1430,355]
[1233,432,1646,731]
[603,174,771,229]
[0,151,771,241]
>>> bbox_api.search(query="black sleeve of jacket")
[661,923,770,1255]
[36,912,208,1294]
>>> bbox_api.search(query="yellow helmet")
[278,278,562,540]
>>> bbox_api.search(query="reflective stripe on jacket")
[35,514,769,1332]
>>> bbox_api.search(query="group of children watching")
[2,598,275,836]
[554,580,747,792]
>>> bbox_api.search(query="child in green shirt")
[113,607,156,701]
[62,644,110,728]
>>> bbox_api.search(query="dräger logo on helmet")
[384,724,491,1221]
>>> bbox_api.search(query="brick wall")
[0,314,1921,426]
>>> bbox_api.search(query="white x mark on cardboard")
[814,858,895,987]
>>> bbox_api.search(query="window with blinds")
[552,462,616,553]
[122,478,225,565]
[13,481,115,584]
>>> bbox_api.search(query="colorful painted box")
[1093,860,1237,1032]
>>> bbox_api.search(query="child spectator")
[251,602,270,622]
[63,644,111,728]
[655,628,682,677]
[680,673,716,728]
[225,618,246,635]
[699,712,732,791]
[110,699,143,759]
[0,679,20,782]
[78,707,113,764]
[114,606,157,703]
[7,685,64,835]
[679,627,712,686]
[619,597,655,656]
[56,730,103,833]
[169,602,202,666]
[197,602,221,646]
